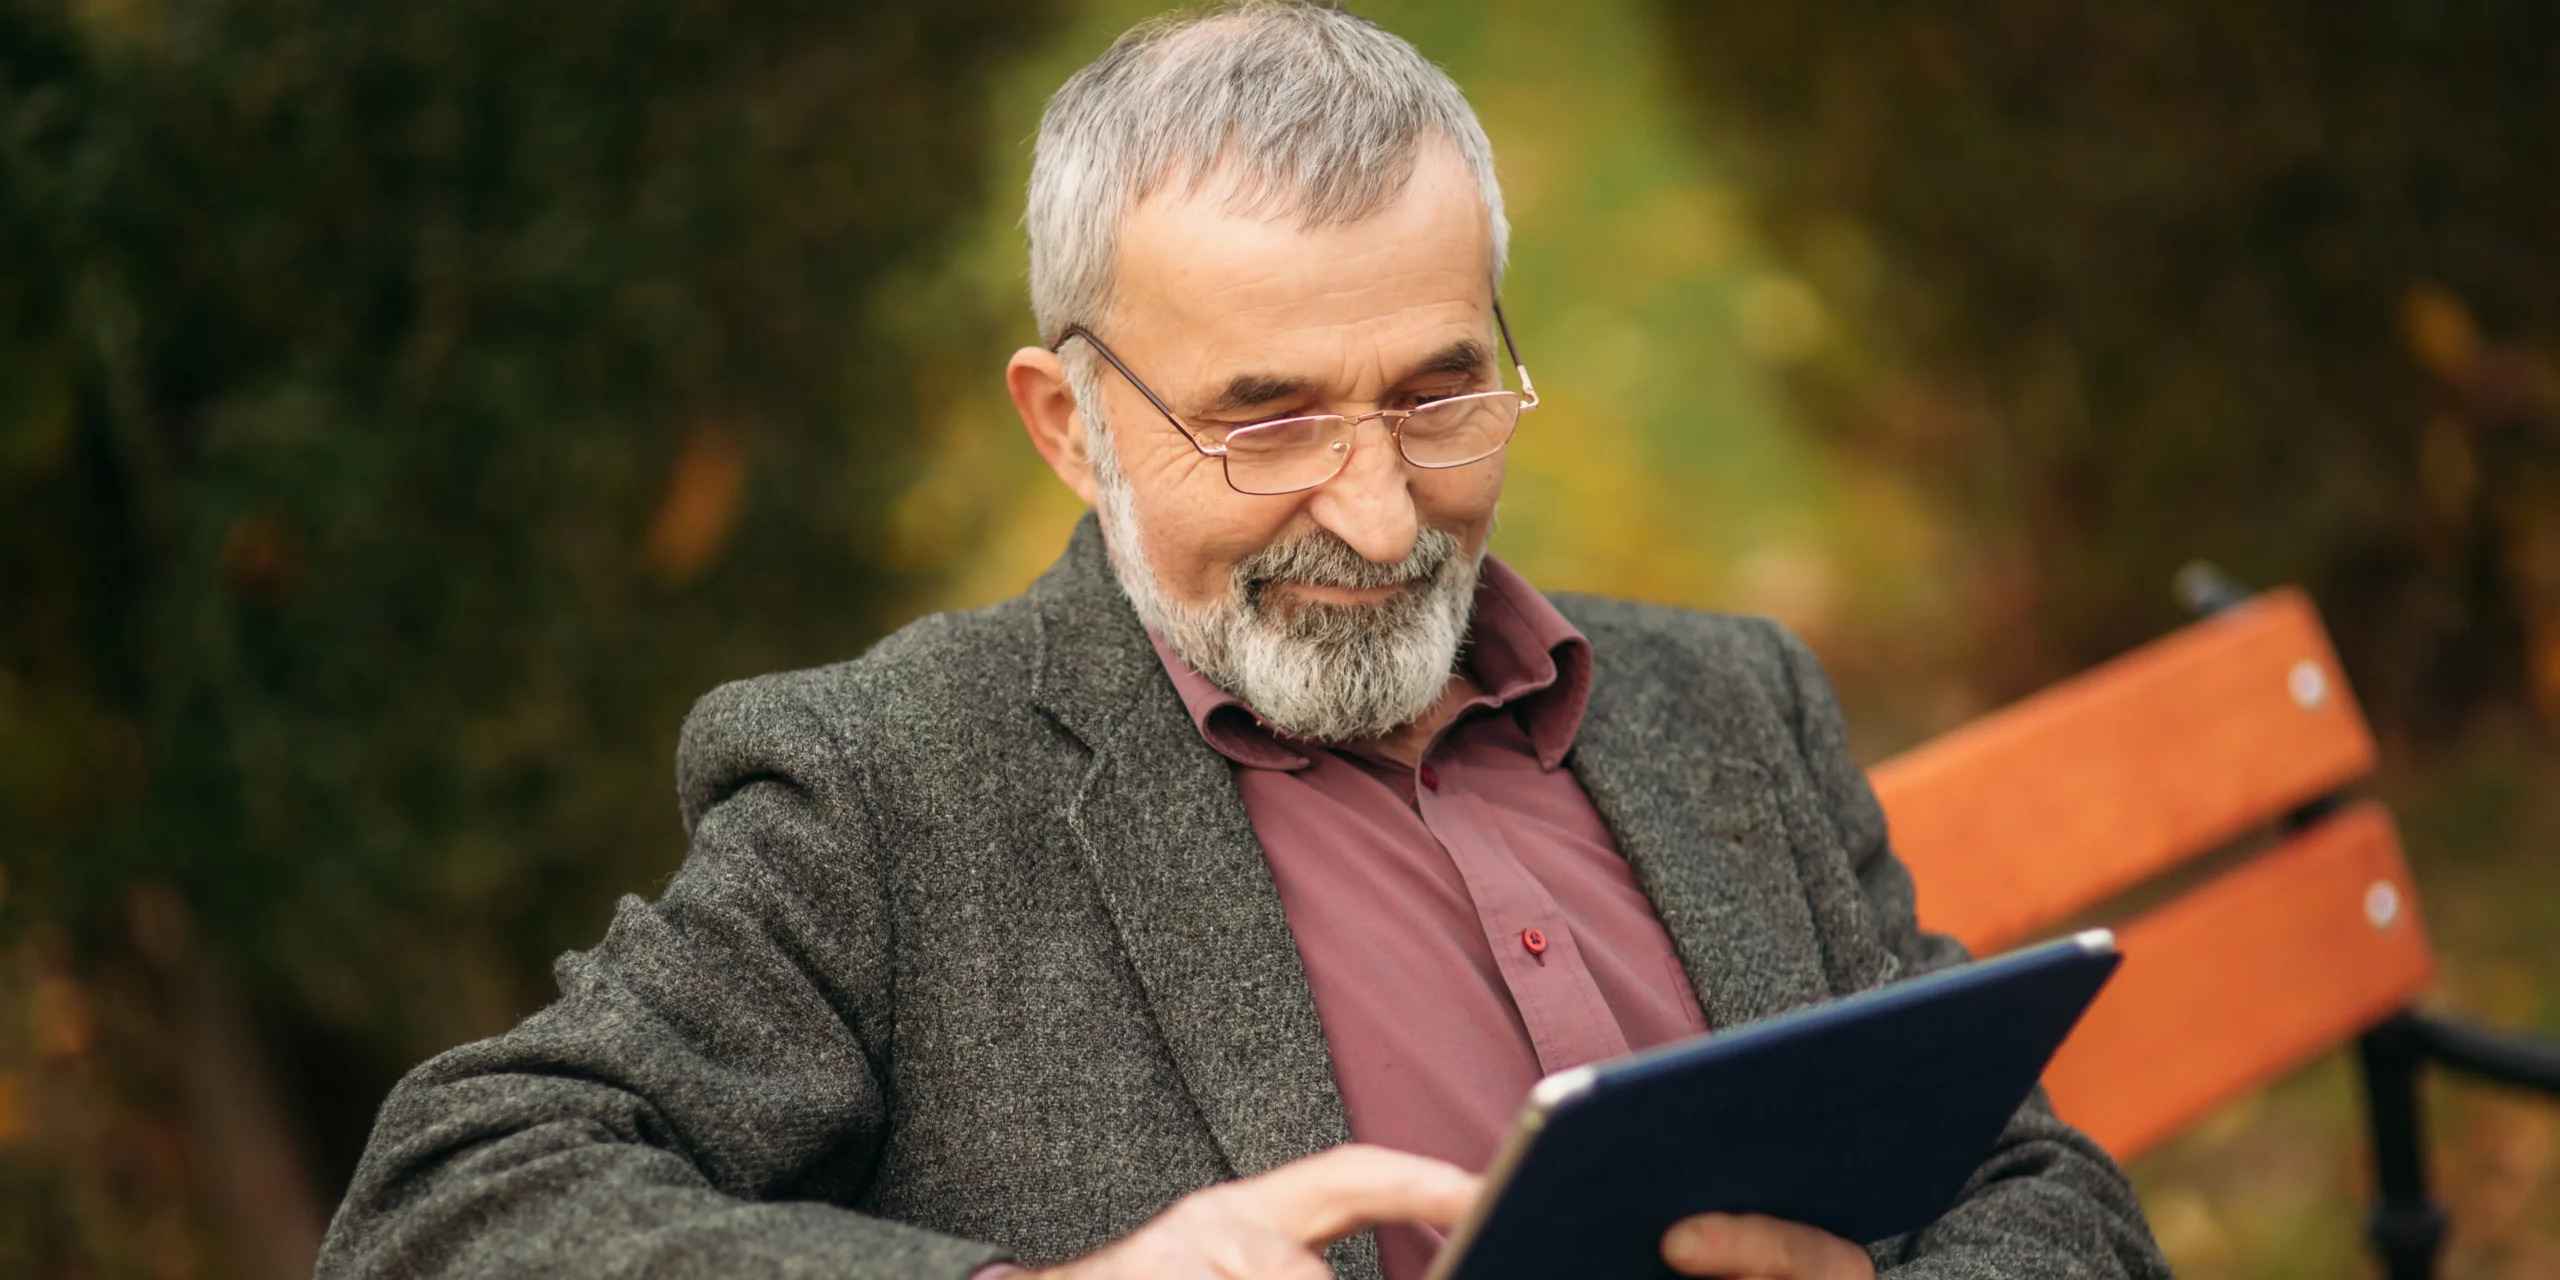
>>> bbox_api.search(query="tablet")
[1424,929,2121,1280]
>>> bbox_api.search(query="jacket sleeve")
[1764,623,2174,1280]
[314,676,1010,1280]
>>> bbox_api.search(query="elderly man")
[322,4,2168,1278]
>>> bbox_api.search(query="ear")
[1007,346,1098,507]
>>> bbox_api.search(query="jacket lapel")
[1027,518,1362,1203]
[1567,646,1837,1031]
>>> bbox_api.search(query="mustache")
[1235,528,1461,601]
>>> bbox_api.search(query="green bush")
[2,2,1053,1271]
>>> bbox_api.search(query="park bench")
[1866,573,2560,1280]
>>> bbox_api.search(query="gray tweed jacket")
[318,516,2168,1279]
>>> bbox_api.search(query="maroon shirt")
[1147,556,1709,1280]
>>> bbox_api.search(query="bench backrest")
[1866,588,2436,1160]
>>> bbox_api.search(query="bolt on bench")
[1866,577,2560,1280]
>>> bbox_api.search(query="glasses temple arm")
[1050,325,1217,448]
[1491,298,1539,408]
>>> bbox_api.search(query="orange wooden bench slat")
[1871,588,2380,954]
[2038,801,2435,1161]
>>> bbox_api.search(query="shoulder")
[1548,590,1852,773]
[675,594,1043,825]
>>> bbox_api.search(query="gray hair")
[1028,1,1510,414]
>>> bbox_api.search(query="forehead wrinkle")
[1117,152,1490,333]
[1110,162,1498,417]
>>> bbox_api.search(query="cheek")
[1122,463,1306,602]
[1412,455,1505,544]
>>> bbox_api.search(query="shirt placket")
[1412,751,1632,1075]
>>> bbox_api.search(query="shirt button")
[1521,927,1547,956]
[1418,764,1441,791]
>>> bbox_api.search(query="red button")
[1418,764,1441,791]
[1521,927,1547,956]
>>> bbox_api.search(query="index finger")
[1234,1144,1483,1247]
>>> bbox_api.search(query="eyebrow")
[1196,339,1494,417]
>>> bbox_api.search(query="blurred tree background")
[1,0,1058,1273]
[3,1,2554,1276]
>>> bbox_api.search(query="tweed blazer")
[319,516,2168,1279]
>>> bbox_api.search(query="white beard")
[1084,420,1480,744]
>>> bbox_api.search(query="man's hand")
[1661,1213,1876,1279]
[1031,1144,1478,1279]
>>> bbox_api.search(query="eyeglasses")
[1049,302,1540,496]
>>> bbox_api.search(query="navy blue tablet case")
[1433,933,2120,1280]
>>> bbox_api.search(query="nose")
[1302,414,1419,566]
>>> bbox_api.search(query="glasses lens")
[1397,392,1523,468]
[1223,415,1351,495]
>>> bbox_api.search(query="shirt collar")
[1145,553,1593,772]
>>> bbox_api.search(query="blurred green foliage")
[2,0,1054,1271]
[1647,1,2560,731]
[3,1,2556,1276]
